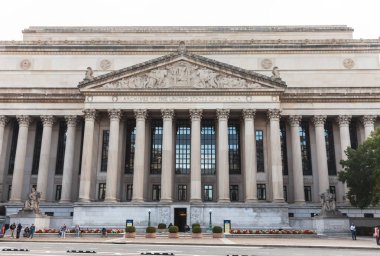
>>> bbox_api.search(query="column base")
[77,198,91,203]
[159,199,172,203]
[104,198,119,203]
[245,199,258,203]
[8,199,22,204]
[272,199,285,203]
[293,200,306,205]
[217,199,230,203]
[59,200,72,204]
[190,198,203,204]
[131,198,144,203]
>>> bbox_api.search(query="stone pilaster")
[160,109,174,203]
[132,109,147,203]
[190,109,202,203]
[288,115,305,203]
[312,115,329,196]
[36,115,55,202]
[10,115,31,202]
[361,115,377,139]
[267,109,284,202]
[105,109,122,202]
[242,109,257,203]
[78,109,96,202]
[0,116,9,166]
[217,109,230,203]
[60,116,77,203]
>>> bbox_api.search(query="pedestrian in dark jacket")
[16,223,22,239]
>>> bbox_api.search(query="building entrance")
[174,208,187,232]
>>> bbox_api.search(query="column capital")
[189,109,202,120]
[242,109,256,119]
[64,115,78,127]
[40,115,55,127]
[336,115,351,127]
[134,109,147,120]
[216,109,230,120]
[0,115,9,127]
[108,109,122,121]
[288,115,302,127]
[312,115,327,126]
[267,109,281,120]
[83,109,97,120]
[161,109,175,120]
[16,115,31,127]
[361,115,377,126]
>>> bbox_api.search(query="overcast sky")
[1,0,379,40]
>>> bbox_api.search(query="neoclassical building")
[1,26,379,229]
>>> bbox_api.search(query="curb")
[67,249,96,253]
[2,248,29,251]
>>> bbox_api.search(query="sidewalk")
[1,235,379,250]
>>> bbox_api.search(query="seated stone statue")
[23,188,41,213]
[320,189,338,217]
[83,67,94,81]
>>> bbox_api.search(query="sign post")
[224,220,231,234]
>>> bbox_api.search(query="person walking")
[16,223,22,239]
[29,224,35,239]
[10,223,16,238]
[350,223,357,240]
[60,224,67,238]
[374,226,380,245]
[74,224,81,238]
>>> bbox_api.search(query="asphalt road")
[0,242,377,256]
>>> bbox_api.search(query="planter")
[125,232,136,238]
[145,233,157,238]
[192,233,203,239]
[168,233,179,238]
[212,233,224,238]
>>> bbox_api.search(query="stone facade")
[0,26,380,230]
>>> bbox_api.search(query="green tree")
[338,127,380,209]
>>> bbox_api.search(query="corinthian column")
[243,109,257,202]
[160,109,174,203]
[361,115,377,139]
[132,109,147,203]
[60,116,77,203]
[36,115,55,202]
[336,115,351,202]
[78,109,96,202]
[288,115,305,203]
[268,109,284,202]
[190,109,202,203]
[10,115,31,202]
[312,115,329,196]
[105,109,122,202]
[217,109,230,203]
[0,116,9,165]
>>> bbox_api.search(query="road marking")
[220,238,236,244]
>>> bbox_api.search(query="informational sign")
[126,219,134,227]
[224,220,231,234]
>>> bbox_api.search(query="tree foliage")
[338,127,380,209]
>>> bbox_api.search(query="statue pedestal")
[9,210,50,229]
[313,215,350,235]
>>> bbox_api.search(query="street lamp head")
[148,209,151,213]
[209,209,212,213]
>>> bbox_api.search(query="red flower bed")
[230,229,315,235]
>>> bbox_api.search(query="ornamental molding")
[0,116,9,126]
[361,115,377,126]
[242,109,256,119]
[216,109,230,119]
[64,115,78,127]
[83,109,96,120]
[108,109,122,120]
[336,115,351,126]
[134,109,147,120]
[312,115,327,126]
[161,109,175,120]
[40,115,55,127]
[189,109,202,120]
[288,115,302,126]
[16,115,31,127]
[267,109,281,120]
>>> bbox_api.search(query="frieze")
[102,61,262,89]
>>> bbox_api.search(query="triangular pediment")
[78,49,286,92]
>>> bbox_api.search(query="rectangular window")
[228,120,241,174]
[201,120,216,175]
[55,121,67,175]
[150,120,163,174]
[7,185,11,201]
[175,120,191,174]
[304,186,312,202]
[152,185,161,201]
[229,185,239,202]
[100,130,110,172]
[178,185,187,201]
[203,185,213,201]
[257,184,266,200]
[98,183,106,201]
[55,185,62,201]
[300,121,312,175]
[325,120,336,175]
[256,130,264,173]
[126,184,133,201]
[31,121,43,175]
[8,121,19,175]
[283,186,288,202]
[280,121,288,175]
[124,121,136,174]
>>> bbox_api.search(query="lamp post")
[148,209,151,227]
[208,209,212,231]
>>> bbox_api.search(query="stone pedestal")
[313,216,350,235]
[9,210,50,230]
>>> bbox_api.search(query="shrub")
[168,226,179,233]
[192,226,202,233]
[125,226,136,233]
[212,226,223,233]
[192,223,201,229]
[157,223,166,229]
[146,226,156,233]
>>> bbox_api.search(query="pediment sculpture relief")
[103,61,261,89]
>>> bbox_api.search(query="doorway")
[174,208,187,232]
